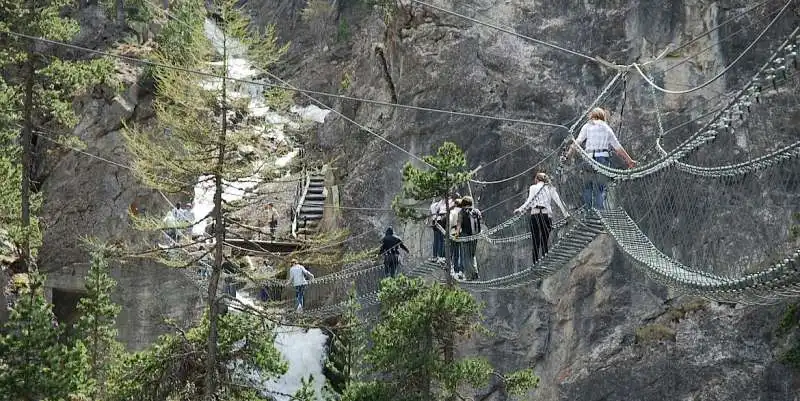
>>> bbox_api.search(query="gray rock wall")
[249,0,800,399]
[37,58,203,349]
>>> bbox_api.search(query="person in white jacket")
[565,107,636,209]
[514,173,570,264]
[287,259,314,312]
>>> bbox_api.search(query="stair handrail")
[292,170,312,239]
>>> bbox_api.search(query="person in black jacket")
[379,227,410,278]
[456,196,482,281]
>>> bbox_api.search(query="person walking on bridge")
[456,196,482,281]
[288,259,314,313]
[429,197,447,264]
[565,107,636,210]
[379,227,410,278]
[514,172,570,264]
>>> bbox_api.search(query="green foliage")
[325,289,368,395]
[72,242,124,400]
[790,212,800,240]
[337,19,351,42]
[0,0,113,263]
[293,376,320,401]
[635,323,677,344]
[340,71,352,90]
[342,276,538,401]
[123,2,291,396]
[662,298,708,323]
[152,0,208,67]
[778,303,799,336]
[109,311,288,401]
[392,142,471,222]
[0,272,91,400]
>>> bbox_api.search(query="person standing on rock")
[429,197,447,264]
[265,202,279,239]
[379,227,410,279]
[288,259,314,313]
[456,196,482,281]
[564,107,636,210]
[514,172,570,264]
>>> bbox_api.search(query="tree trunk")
[442,188,455,401]
[20,1,36,273]
[204,27,229,401]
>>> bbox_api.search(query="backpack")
[460,208,482,236]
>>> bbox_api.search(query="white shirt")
[449,207,461,234]
[289,264,314,286]
[575,120,622,153]
[516,183,568,216]
[429,199,446,217]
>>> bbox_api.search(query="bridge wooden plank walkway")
[224,238,305,254]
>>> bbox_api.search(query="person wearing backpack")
[456,196,482,281]
[514,172,570,264]
[379,227,410,278]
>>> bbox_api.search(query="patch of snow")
[290,104,331,123]
[191,175,260,236]
[275,149,298,168]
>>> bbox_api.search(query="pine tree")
[108,311,288,401]
[391,141,473,393]
[342,276,539,401]
[72,243,124,400]
[324,289,368,396]
[122,0,288,398]
[0,273,90,400]
[0,0,114,271]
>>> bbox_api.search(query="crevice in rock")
[374,45,398,104]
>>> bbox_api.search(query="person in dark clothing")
[379,227,410,278]
[456,196,482,281]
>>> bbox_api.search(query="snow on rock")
[290,104,331,123]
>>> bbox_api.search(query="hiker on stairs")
[514,172,570,264]
[456,196,482,281]
[288,259,314,313]
[379,227,410,279]
[564,107,636,210]
[429,197,447,264]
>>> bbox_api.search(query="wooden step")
[301,206,325,213]
[306,194,326,201]
[307,187,324,195]
[299,214,323,221]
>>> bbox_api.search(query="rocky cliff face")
[34,8,203,349]
[249,0,800,399]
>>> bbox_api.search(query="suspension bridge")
[195,23,800,322]
[25,1,800,325]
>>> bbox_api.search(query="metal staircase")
[293,171,327,238]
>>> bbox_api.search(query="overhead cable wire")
[409,0,621,68]
[1,30,565,131]
[661,5,781,75]
[664,0,777,58]
[633,0,795,95]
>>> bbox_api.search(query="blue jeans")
[432,224,445,258]
[450,241,463,273]
[582,156,610,210]
[294,285,306,308]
